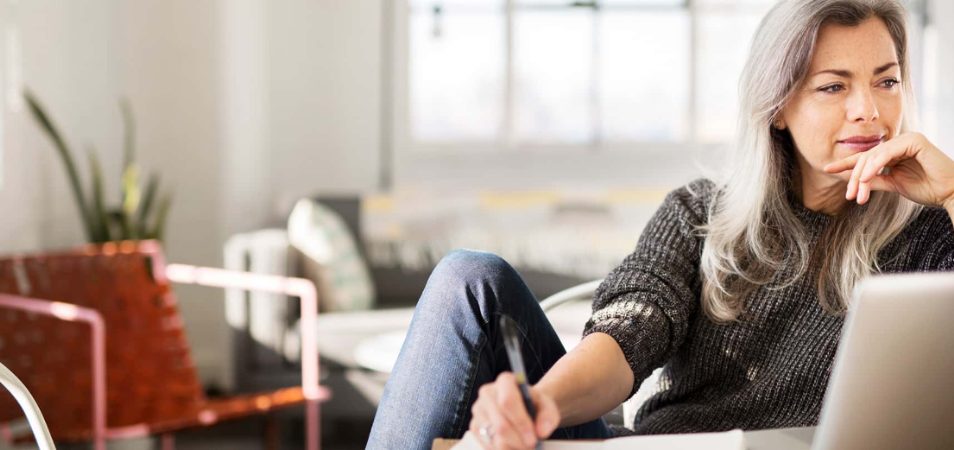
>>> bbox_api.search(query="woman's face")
[780,17,904,184]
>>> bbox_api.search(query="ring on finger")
[479,424,494,442]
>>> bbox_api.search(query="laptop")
[749,272,954,450]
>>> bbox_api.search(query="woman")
[367,0,954,449]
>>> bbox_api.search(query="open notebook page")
[448,429,745,450]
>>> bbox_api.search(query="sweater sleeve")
[582,179,711,397]
[912,207,954,272]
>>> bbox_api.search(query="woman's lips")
[837,136,884,152]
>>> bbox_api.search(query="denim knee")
[419,249,525,317]
[435,249,518,284]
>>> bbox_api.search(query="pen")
[499,314,542,450]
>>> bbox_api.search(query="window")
[391,0,931,185]
[398,0,777,152]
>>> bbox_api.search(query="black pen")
[499,314,542,450]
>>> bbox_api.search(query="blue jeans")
[367,250,612,449]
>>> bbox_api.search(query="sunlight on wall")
[1,0,24,191]
[0,4,6,190]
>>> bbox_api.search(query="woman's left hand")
[823,132,954,211]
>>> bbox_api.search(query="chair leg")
[264,415,280,450]
[0,423,12,444]
[160,433,175,450]
[307,400,320,450]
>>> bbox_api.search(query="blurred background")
[0,0,952,448]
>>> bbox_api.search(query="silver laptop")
[749,272,954,450]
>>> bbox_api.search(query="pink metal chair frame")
[164,262,324,450]
[0,245,326,450]
[0,294,103,450]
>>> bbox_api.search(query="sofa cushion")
[288,199,376,311]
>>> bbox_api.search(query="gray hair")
[700,0,922,322]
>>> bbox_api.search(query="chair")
[539,280,662,430]
[0,357,56,450]
[0,240,330,450]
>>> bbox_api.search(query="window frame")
[387,0,930,189]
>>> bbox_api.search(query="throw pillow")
[287,199,376,311]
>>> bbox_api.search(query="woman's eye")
[881,78,900,88]
[819,84,844,93]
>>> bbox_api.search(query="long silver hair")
[700,0,922,322]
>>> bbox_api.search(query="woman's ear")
[773,118,787,130]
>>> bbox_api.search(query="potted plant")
[24,90,171,243]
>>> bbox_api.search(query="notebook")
[434,429,745,450]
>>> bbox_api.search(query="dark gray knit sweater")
[582,178,954,434]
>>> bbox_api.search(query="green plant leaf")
[120,165,140,240]
[24,90,172,243]
[24,89,96,242]
[121,165,141,217]
[120,98,136,201]
[149,192,173,241]
[87,148,112,242]
[137,173,159,236]
[108,208,131,240]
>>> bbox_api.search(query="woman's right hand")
[468,372,561,450]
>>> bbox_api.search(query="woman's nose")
[846,87,880,123]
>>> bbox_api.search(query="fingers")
[472,399,524,449]
[852,162,899,204]
[829,135,915,204]
[845,152,868,201]
[852,138,916,203]
[858,144,912,184]
[859,153,894,183]
[827,133,918,177]
[530,388,561,438]
[494,373,538,447]
[823,132,949,206]
[858,176,871,204]
[468,403,494,450]
[470,376,537,450]
[823,152,863,174]
[853,170,898,204]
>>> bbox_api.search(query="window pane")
[410,9,504,142]
[518,0,685,6]
[410,0,503,10]
[601,0,685,6]
[515,0,569,5]
[513,10,594,143]
[599,10,690,141]
[695,11,762,142]
[695,0,776,7]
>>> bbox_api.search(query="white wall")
[0,0,45,253]
[266,0,383,209]
[928,0,954,154]
[116,0,233,387]
[220,0,271,235]
[0,0,383,389]
[2,0,124,251]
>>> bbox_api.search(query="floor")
[1,415,373,450]
[172,415,372,450]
